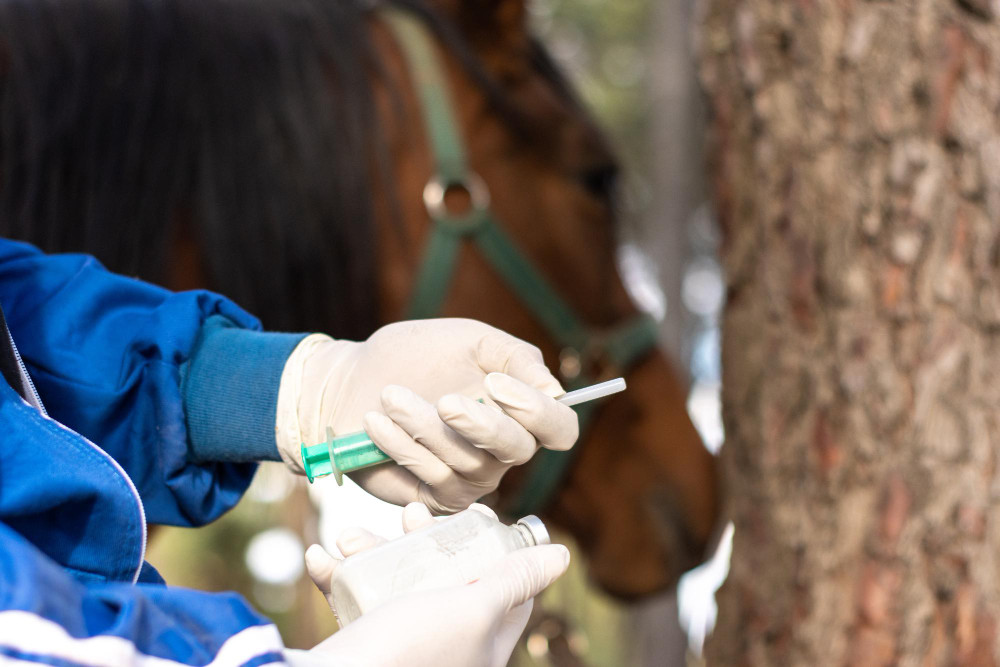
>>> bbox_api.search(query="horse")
[0,0,719,602]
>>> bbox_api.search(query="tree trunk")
[699,1,1000,664]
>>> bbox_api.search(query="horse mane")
[0,0,597,338]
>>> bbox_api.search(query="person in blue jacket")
[0,237,578,666]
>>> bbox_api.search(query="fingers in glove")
[348,464,423,508]
[493,600,534,666]
[476,331,564,397]
[484,373,579,451]
[363,410,453,482]
[437,393,537,465]
[476,544,571,615]
[363,411,487,514]
[336,526,388,557]
[305,544,339,596]
[402,502,436,532]
[379,385,502,480]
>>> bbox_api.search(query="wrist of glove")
[297,503,570,667]
[274,319,579,513]
[275,333,359,474]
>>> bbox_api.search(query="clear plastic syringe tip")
[555,377,626,407]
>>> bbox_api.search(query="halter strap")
[380,7,659,515]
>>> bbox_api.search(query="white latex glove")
[275,319,579,513]
[286,503,570,667]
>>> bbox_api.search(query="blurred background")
[146,0,727,664]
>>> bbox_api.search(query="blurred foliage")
[532,0,657,221]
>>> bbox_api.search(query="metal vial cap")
[516,515,550,546]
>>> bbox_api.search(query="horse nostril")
[577,164,619,202]
[646,485,705,581]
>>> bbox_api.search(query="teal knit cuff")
[182,315,307,463]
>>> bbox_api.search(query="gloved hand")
[275,318,578,513]
[285,503,570,667]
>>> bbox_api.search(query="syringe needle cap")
[556,377,627,407]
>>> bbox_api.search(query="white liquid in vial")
[330,509,549,625]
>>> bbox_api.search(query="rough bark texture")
[699,1,1000,664]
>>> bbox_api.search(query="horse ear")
[435,0,529,45]
[486,0,527,39]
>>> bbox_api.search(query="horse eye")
[578,164,619,201]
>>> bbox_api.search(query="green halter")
[381,8,659,516]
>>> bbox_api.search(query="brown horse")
[0,0,718,599]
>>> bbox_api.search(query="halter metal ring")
[423,172,491,222]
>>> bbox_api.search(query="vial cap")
[516,515,550,546]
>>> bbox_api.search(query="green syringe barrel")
[301,427,390,484]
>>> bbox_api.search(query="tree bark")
[699,1,1000,664]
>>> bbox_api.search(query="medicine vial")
[329,509,550,625]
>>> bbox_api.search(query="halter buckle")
[423,172,491,230]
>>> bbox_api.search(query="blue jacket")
[0,238,307,666]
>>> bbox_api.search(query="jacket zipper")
[7,329,147,582]
[49,418,149,583]
[6,329,46,416]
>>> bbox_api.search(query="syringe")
[300,377,627,484]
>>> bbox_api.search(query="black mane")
[0,0,594,338]
[0,0,383,336]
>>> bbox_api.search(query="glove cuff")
[275,333,335,473]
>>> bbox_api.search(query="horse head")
[367,0,721,597]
